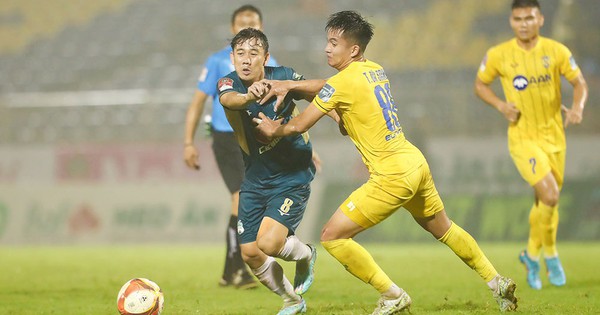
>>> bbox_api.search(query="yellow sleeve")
[313,74,349,113]
[477,47,500,84]
[556,43,581,81]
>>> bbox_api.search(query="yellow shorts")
[340,161,445,228]
[509,141,565,187]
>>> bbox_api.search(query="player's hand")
[258,79,290,111]
[562,104,583,128]
[183,144,200,170]
[499,102,521,123]
[311,151,322,173]
[253,112,282,142]
[247,81,268,101]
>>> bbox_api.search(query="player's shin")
[321,238,393,293]
[277,235,312,262]
[438,222,498,283]
[526,204,543,258]
[538,202,559,257]
[251,256,300,304]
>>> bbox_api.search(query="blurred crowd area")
[0,0,598,144]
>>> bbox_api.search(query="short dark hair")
[512,0,541,10]
[230,28,269,53]
[231,4,262,25]
[326,11,374,53]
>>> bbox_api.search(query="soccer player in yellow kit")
[255,11,518,314]
[475,0,588,290]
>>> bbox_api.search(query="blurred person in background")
[182,4,278,290]
[255,10,518,314]
[218,28,320,315]
[474,0,588,290]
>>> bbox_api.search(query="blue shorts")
[237,184,311,244]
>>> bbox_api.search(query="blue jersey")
[217,66,315,189]
[197,46,278,132]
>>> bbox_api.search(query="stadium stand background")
[1,0,599,244]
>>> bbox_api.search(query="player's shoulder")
[266,66,303,80]
[487,38,515,54]
[538,36,569,51]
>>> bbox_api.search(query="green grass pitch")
[1,243,599,314]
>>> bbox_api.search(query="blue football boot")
[545,256,566,286]
[519,250,542,290]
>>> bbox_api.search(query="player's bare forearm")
[570,74,588,113]
[219,92,256,110]
[474,78,504,110]
[184,90,208,145]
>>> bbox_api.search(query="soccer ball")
[117,278,164,315]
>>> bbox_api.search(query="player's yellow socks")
[526,203,542,258]
[538,202,559,257]
[438,221,498,282]
[321,238,393,293]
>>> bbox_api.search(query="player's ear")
[230,51,235,65]
[350,45,360,58]
[263,52,270,66]
[538,13,544,27]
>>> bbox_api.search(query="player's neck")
[336,56,365,72]
[516,35,539,51]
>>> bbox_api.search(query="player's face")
[510,7,544,43]
[232,11,262,34]
[231,38,270,83]
[325,29,358,71]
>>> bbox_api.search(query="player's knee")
[539,190,559,207]
[320,226,334,242]
[256,235,284,256]
[240,245,262,265]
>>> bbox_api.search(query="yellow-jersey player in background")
[475,0,588,290]
[255,11,517,314]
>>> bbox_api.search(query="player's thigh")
[212,131,244,193]
[403,162,445,218]
[549,150,566,188]
[237,189,266,244]
[264,184,311,237]
[340,173,416,228]
[509,142,551,186]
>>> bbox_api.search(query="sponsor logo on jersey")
[217,78,234,92]
[569,56,578,70]
[318,84,335,102]
[513,75,528,91]
[513,74,552,91]
[258,137,281,154]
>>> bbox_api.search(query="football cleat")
[277,298,306,315]
[519,250,542,290]
[370,291,411,315]
[545,256,566,287]
[294,244,317,295]
[492,275,518,312]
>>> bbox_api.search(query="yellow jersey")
[314,60,423,176]
[477,36,581,152]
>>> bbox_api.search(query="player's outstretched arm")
[563,73,588,128]
[474,77,520,123]
[219,82,267,110]
[259,79,326,110]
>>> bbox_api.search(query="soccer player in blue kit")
[217,28,321,315]
[183,5,278,289]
